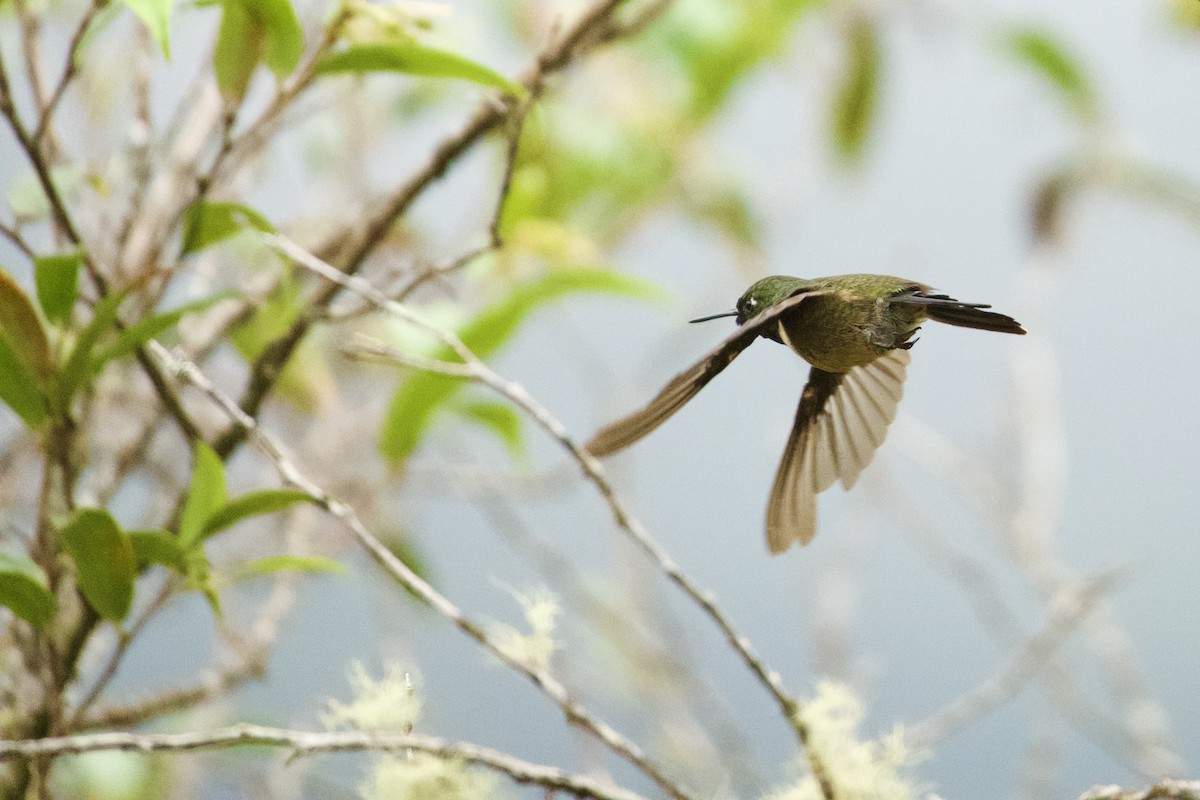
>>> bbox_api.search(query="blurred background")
[1,0,1199,797]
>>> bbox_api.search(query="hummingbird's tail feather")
[766,350,910,553]
[891,293,1027,335]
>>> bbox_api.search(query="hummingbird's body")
[586,273,1025,553]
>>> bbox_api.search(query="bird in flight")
[585,274,1026,553]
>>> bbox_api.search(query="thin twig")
[264,234,835,799]
[147,340,695,800]
[907,571,1122,747]
[0,725,652,800]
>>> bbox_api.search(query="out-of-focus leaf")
[213,0,265,100]
[123,0,173,58]
[185,546,221,615]
[651,0,822,122]
[34,250,83,326]
[230,276,330,410]
[0,550,56,626]
[211,0,303,96]
[60,509,136,622]
[257,0,304,76]
[499,109,675,240]
[455,399,524,459]
[182,201,274,255]
[55,290,126,408]
[831,16,880,164]
[1031,168,1079,245]
[76,3,128,62]
[1003,27,1097,121]
[8,165,85,223]
[234,555,346,580]
[0,267,53,382]
[0,337,48,428]
[379,529,431,602]
[379,270,664,461]
[179,443,227,548]
[315,43,526,99]
[199,489,312,542]
[127,529,187,573]
[91,290,236,370]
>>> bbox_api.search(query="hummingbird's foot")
[894,326,921,350]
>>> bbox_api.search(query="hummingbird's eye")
[743,297,757,314]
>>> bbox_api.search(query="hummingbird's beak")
[689,310,739,324]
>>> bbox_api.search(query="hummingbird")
[585,274,1026,554]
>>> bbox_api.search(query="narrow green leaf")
[256,0,304,77]
[75,3,127,63]
[179,443,227,548]
[455,399,524,459]
[234,555,346,580]
[123,0,173,58]
[8,165,85,223]
[1003,27,1097,120]
[0,337,48,428]
[0,267,53,382]
[34,249,83,326]
[127,529,186,573]
[182,201,274,255]
[60,510,136,622]
[830,16,880,164]
[0,550,56,626]
[185,546,221,615]
[379,270,664,461]
[55,290,127,408]
[91,290,236,370]
[315,42,526,99]
[199,489,312,542]
[213,0,265,100]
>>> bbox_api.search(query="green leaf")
[60,510,136,622]
[8,165,85,223]
[55,290,127,409]
[0,337,48,428]
[234,555,346,580]
[315,42,526,99]
[179,443,227,548]
[75,3,127,63]
[182,201,274,255]
[831,16,880,164]
[127,529,186,573]
[34,249,83,326]
[455,399,524,459]
[184,546,221,615]
[199,489,312,542]
[0,267,53,383]
[91,290,236,370]
[123,0,173,58]
[0,549,56,626]
[1003,27,1097,120]
[213,0,265,100]
[379,270,664,461]
[212,0,303,99]
[256,0,304,77]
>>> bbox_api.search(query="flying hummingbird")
[585,274,1026,554]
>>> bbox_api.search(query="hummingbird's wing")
[766,348,911,553]
[585,290,825,457]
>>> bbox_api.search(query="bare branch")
[147,340,697,800]
[265,233,836,800]
[0,725,653,800]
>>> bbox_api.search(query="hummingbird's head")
[689,276,806,326]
